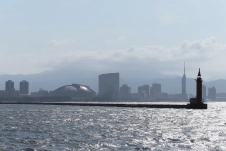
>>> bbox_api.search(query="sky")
[1,0,226,80]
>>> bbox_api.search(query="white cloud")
[49,39,77,45]
[48,37,226,79]
[1,37,226,80]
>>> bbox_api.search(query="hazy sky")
[1,0,226,80]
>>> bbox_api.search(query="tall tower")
[188,68,207,109]
[182,62,186,97]
[20,80,29,95]
[196,68,203,102]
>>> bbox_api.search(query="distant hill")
[0,69,225,95]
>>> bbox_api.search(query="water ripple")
[0,102,226,150]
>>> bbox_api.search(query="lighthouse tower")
[188,68,207,109]
[196,68,203,103]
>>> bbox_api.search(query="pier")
[0,102,207,109]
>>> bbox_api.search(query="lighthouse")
[188,68,207,109]
[196,68,202,103]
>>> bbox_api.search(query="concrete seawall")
[0,102,207,109]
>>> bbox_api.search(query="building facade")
[5,80,14,91]
[99,73,119,99]
[208,86,216,100]
[138,84,149,99]
[30,89,49,97]
[0,90,20,97]
[20,80,29,95]
[151,83,161,95]
[119,84,131,99]
[202,85,206,100]
[150,83,161,99]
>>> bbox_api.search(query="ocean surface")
[0,102,226,151]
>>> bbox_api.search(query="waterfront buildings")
[208,86,216,100]
[149,83,162,100]
[130,93,139,99]
[0,80,29,98]
[202,85,206,100]
[30,89,49,97]
[0,90,20,97]
[119,84,131,99]
[6,80,15,91]
[150,83,161,96]
[0,80,19,97]
[20,80,29,95]
[138,84,149,99]
[216,93,226,100]
[99,73,119,99]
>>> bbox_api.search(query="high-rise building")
[119,84,131,99]
[150,83,161,100]
[5,80,15,91]
[208,86,216,100]
[202,85,206,100]
[99,73,119,98]
[138,84,149,99]
[182,63,187,98]
[151,83,161,94]
[20,80,29,95]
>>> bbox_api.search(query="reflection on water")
[0,102,226,151]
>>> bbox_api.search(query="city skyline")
[0,70,224,96]
[0,68,218,101]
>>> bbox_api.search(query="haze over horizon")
[1,1,226,80]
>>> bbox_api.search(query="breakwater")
[0,102,207,109]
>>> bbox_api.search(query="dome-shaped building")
[51,84,96,99]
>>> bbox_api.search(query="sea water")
[0,102,226,151]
